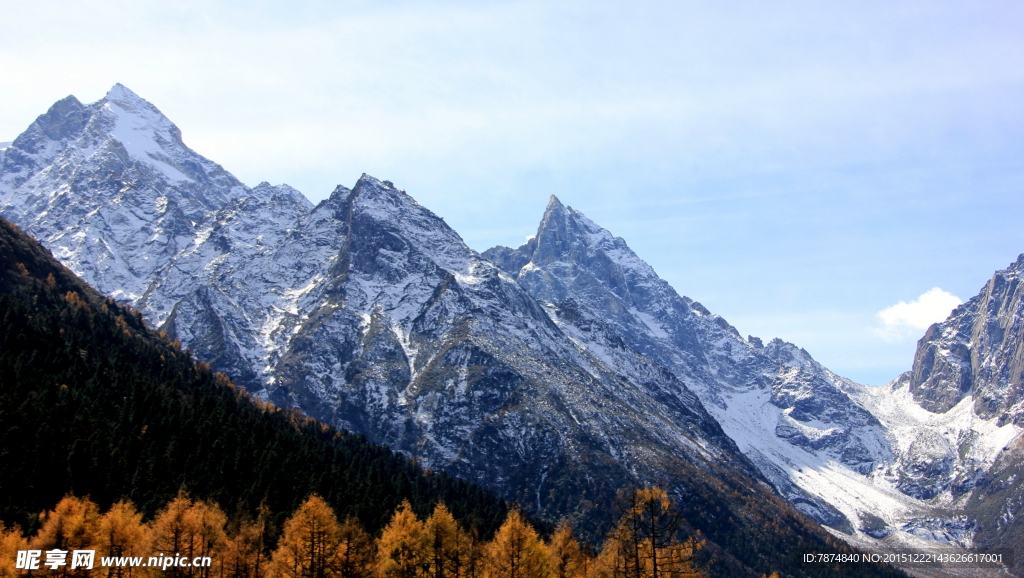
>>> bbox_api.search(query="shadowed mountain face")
[484,197,891,531]
[0,217,513,537]
[484,196,1024,573]
[0,86,894,577]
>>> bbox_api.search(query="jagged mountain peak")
[488,199,905,536]
[1009,252,1024,271]
[0,86,251,302]
[100,83,164,120]
[762,337,817,369]
[250,182,311,209]
[17,95,89,146]
[344,173,480,277]
[104,82,144,104]
[353,173,411,206]
[350,174,428,215]
[909,253,1024,423]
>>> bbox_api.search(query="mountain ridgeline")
[0,86,882,578]
[5,84,1021,575]
[0,217,511,539]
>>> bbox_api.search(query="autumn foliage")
[1,489,705,578]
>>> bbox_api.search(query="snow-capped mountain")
[5,85,1023,574]
[0,84,247,303]
[484,197,1024,560]
[483,197,892,531]
[873,256,1024,555]
[2,87,853,575]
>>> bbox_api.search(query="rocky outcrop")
[8,85,1024,573]
[910,255,1024,425]
[2,88,856,575]
[484,196,891,530]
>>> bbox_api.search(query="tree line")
[0,216,510,540]
[1,208,900,578]
[0,487,710,578]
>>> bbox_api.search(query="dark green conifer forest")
[0,218,907,577]
[0,218,509,539]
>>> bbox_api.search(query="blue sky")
[3,0,1023,385]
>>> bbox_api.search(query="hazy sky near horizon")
[3,1,1023,385]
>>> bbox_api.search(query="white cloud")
[875,288,962,341]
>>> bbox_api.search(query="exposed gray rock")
[9,86,1024,566]
[484,196,891,521]
[910,255,1024,425]
[0,89,794,550]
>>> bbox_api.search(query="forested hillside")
[0,217,906,577]
[0,217,509,538]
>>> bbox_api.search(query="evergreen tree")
[0,217,511,545]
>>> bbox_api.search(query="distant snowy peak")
[0,95,91,192]
[251,182,313,209]
[91,83,248,205]
[910,253,1024,425]
[1,83,248,213]
[484,195,754,394]
[341,175,523,295]
[487,195,663,302]
[486,197,899,536]
[0,84,308,303]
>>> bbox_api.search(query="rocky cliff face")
[6,85,1024,575]
[0,84,247,303]
[3,88,842,572]
[910,255,1024,424]
[892,256,1024,559]
[484,197,1024,565]
[484,197,892,533]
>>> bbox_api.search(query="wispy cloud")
[875,288,961,341]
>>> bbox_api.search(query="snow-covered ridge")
[6,85,1024,565]
[485,195,1024,555]
[0,86,769,543]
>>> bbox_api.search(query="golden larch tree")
[223,503,272,578]
[591,519,633,578]
[148,494,229,578]
[424,503,469,578]
[95,500,151,578]
[595,488,703,578]
[545,521,585,578]
[0,523,28,578]
[376,500,428,578]
[31,495,102,577]
[482,510,547,578]
[270,494,344,578]
[336,517,374,578]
